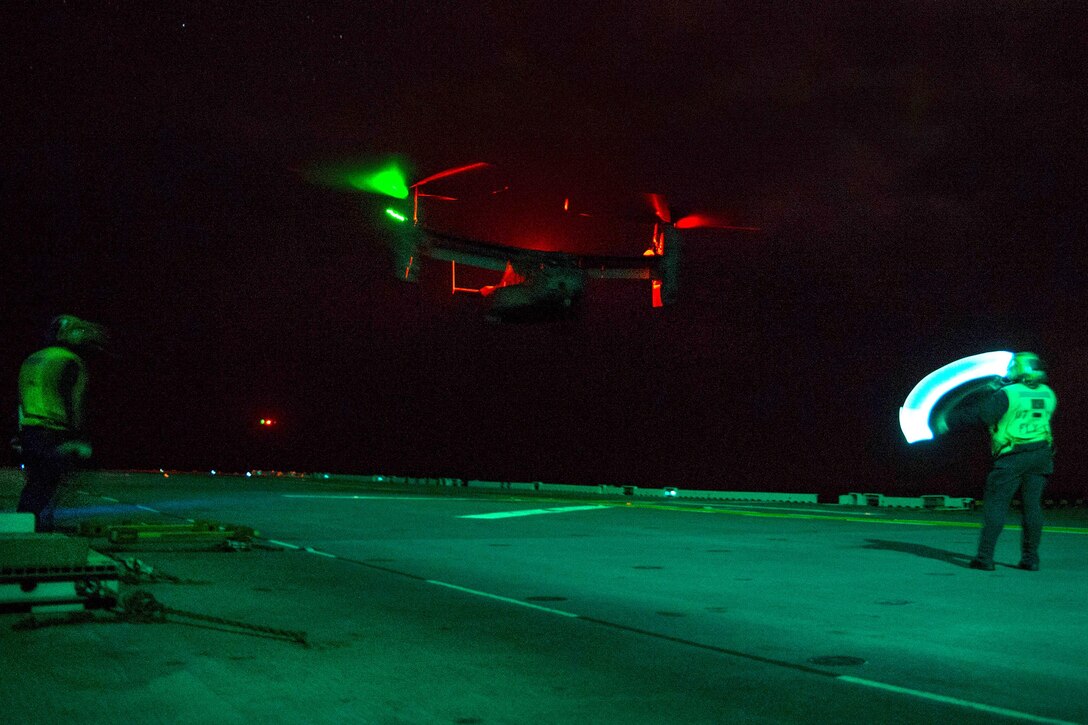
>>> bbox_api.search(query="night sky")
[2,2,1085,500]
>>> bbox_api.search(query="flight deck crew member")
[945,352,1056,571]
[16,315,107,532]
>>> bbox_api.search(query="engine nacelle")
[658,225,682,305]
[389,225,425,282]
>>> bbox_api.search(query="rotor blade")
[411,162,494,189]
[674,213,759,231]
[644,193,671,223]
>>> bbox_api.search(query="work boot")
[1020,545,1040,571]
[969,558,995,571]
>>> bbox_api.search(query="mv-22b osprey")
[327,160,757,323]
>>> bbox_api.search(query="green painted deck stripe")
[838,676,1080,725]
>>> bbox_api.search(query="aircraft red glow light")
[645,193,672,223]
[411,162,493,188]
[674,213,760,231]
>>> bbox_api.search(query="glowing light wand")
[899,351,1013,443]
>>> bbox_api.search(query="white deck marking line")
[282,495,467,501]
[265,539,301,550]
[264,539,336,559]
[427,580,578,617]
[838,676,1080,725]
[135,505,161,513]
[460,505,609,519]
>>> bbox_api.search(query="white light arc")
[899,351,1013,443]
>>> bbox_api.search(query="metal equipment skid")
[0,514,119,614]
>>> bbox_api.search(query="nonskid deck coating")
[2,470,1086,724]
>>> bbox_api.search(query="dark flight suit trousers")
[16,427,76,532]
[976,446,1053,566]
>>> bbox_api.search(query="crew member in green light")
[16,315,108,532]
[942,352,1057,571]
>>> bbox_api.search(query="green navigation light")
[385,208,408,222]
[350,166,409,199]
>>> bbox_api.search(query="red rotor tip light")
[410,162,493,189]
[645,193,672,224]
[674,213,760,231]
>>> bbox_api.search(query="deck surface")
[2,470,1086,724]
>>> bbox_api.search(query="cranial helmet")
[1007,351,1047,386]
[49,315,109,352]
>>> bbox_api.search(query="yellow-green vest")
[990,382,1056,456]
[18,346,86,432]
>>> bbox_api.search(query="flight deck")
[2,469,1086,724]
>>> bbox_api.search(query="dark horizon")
[3,3,1085,499]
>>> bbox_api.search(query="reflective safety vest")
[18,346,86,432]
[990,382,1056,457]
